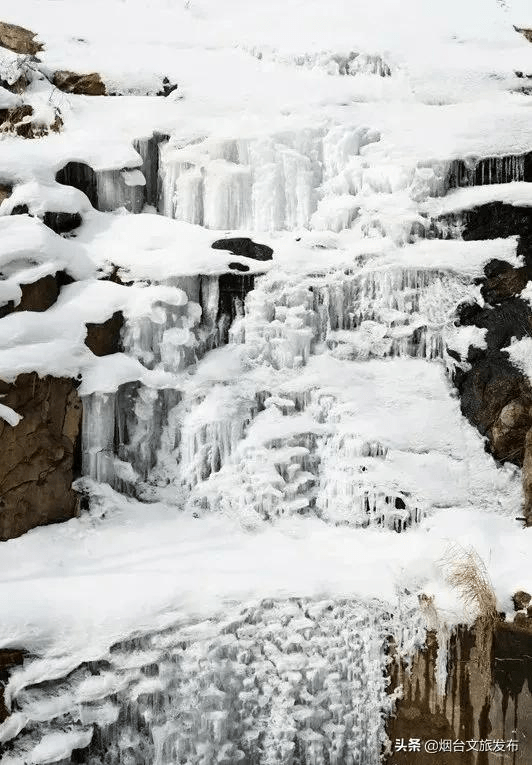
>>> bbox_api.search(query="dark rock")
[56,162,98,208]
[228,262,250,272]
[52,70,106,96]
[513,591,532,611]
[514,612,529,627]
[0,21,42,55]
[211,237,273,262]
[43,211,82,234]
[459,351,532,464]
[85,311,124,356]
[0,374,82,540]
[0,183,11,205]
[0,271,73,319]
[456,300,482,326]
[214,273,255,344]
[0,649,25,723]
[462,298,532,351]
[156,77,178,97]
[10,203,29,216]
[481,266,531,304]
[461,203,532,248]
[483,258,515,279]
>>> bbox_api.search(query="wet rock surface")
[0,374,82,541]
[387,622,532,765]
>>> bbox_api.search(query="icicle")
[81,392,116,486]
[6,599,421,765]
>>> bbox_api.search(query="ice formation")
[1,0,532,763]
[1,599,424,765]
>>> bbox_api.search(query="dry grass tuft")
[439,543,497,622]
[439,543,497,699]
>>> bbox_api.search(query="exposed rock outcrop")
[387,621,532,764]
[0,374,82,541]
[0,271,73,319]
[85,311,124,356]
[52,70,106,96]
[515,26,532,44]
[451,202,532,521]
[0,103,62,138]
[0,21,42,56]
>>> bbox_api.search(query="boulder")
[0,374,82,540]
[211,237,273,261]
[0,21,42,55]
[481,266,531,303]
[52,70,106,96]
[512,590,532,611]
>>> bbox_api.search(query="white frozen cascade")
[1,1,531,760]
[2,598,424,765]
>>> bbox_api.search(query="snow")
[0,402,22,426]
[424,181,532,217]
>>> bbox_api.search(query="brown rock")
[0,183,11,204]
[0,649,25,723]
[18,274,59,312]
[0,374,82,540]
[0,103,62,138]
[0,271,72,319]
[52,70,106,96]
[491,397,532,462]
[513,590,532,611]
[523,427,532,524]
[0,21,42,55]
[482,266,530,303]
[515,26,532,44]
[85,311,124,356]
[514,612,529,628]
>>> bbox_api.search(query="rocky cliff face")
[452,203,532,522]
[387,619,532,765]
[0,373,82,540]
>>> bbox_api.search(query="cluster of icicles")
[78,127,527,532]
[2,598,424,765]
